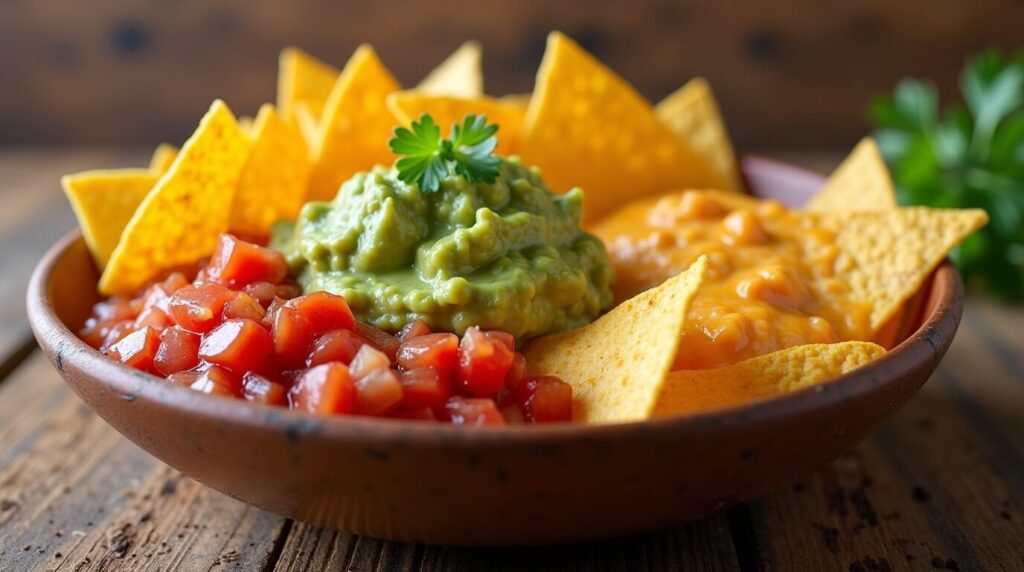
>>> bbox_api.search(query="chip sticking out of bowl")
[416,40,484,99]
[805,137,898,212]
[523,256,708,423]
[277,46,340,121]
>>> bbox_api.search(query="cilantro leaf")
[388,113,501,193]
[869,50,1024,301]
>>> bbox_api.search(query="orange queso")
[590,190,874,370]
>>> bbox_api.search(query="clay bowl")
[27,156,963,546]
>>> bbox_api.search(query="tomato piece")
[354,322,399,363]
[99,321,135,353]
[167,370,201,388]
[206,234,288,288]
[397,319,431,342]
[444,397,506,426]
[349,344,390,379]
[354,368,403,415]
[457,326,514,397]
[517,376,573,423]
[199,319,273,372]
[154,326,201,376]
[290,363,356,414]
[91,297,138,322]
[242,372,288,406]
[397,333,458,374]
[187,365,242,397]
[107,326,160,373]
[222,292,266,322]
[391,407,437,421]
[485,330,515,352]
[398,367,451,410]
[285,291,355,335]
[500,404,525,424]
[272,307,315,369]
[262,296,286,328]
[134,306,171,330]
[307,329,365,367]
[168,283,236,333]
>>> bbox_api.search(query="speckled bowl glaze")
[27,157,963,546]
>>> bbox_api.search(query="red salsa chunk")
[80,234,573,425]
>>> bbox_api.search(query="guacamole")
[272,158,613,340]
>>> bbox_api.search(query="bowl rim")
[26,155,964,446]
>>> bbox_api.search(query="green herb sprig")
[870,51,1024,301]
[388,114,501,193]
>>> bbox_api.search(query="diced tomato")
[290,363,356,414]
[507,351,528,387]
[91,298,138,323]
[457,326,514,397]
[391,407,437,421]
[485,330,516,352]
[107,326,160,373]
[158,271,190,295]
[501,404,525,424]
[244,282,278,307]
[354,368,403,415]
[154,326,201,376]
[398,367,451,410]
[262,296,286,328]
[354,322,399,363]
[222,292,266,322]
[397,333,458,374]
[444,397,506,426]
[167,370,201,388]
[272,306,314,368]
[307,329,365,367]
[99,321,135,353]
[168,283,236,333]
[285,291,355,335]
[397,319,431,342]
[206,234,288,288]
[187,365,243,397]
[134,306,171,330]
[242,372,288,406]
[349,344,390,379]
[199,319,273,372]
[516,376,573,422]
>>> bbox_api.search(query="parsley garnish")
[870,50,1024,301]
[388,114,501,193]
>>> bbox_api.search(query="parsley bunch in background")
[870,51,1024,301]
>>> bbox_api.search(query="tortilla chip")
[292,102,320,149]
[149,143,179,175]
[386,93,524,155]
[237,115,254,134]
[277,47,340,120]
[62,170,158,268]
[523,256,707,424]
[231,104,311,237]
[100,100,252,295]
[416,41,483,98]
[653,341,886,416]
[816,207,987,331]
[656,78,742,192]
[502,93,531,111]
[806,138,898,211]
[517,32,727,223]
[307,44,400,201]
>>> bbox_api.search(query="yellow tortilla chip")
[307,44,400,201]
[523,256,708,424]
[656,77,742,192]
[517,32,727,223]
[231,104,311,237]
[815,207,987,331]
[277,47,340,120]
[100,100,252,295]
[806,137,898,211]
[654,341,886,416]
[386,93,524,155]
[416,41,483,98]
[149,143,178,175]
[237,115,254,134]
[62,170,158,268]
[292,102,320,149]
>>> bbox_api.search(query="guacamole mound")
[272,158,614,340]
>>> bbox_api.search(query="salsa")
[81,234,572,425]
[271,158,614,340]
[590,190,874,370]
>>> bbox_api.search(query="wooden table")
[0,149,1021,571]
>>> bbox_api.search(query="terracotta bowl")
[26,156,963,546]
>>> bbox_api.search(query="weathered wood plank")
[0,354,290,572]
[741,303,1024,571]
[0,149,147,368]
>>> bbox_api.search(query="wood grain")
[3,1,1023,147]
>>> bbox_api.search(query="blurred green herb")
[870,50,1024,301]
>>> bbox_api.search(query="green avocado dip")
[271,158,614,340]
